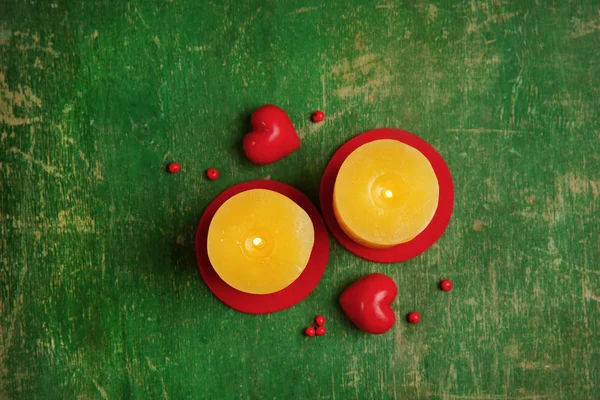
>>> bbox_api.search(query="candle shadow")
[330,268,362,330]
[231,106,259,168]
[170,214,203,278]
[290,179,320,205]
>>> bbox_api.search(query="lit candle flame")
[252,237,264,248]
[384,189,393,199]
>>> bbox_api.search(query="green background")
[1,0,599,398]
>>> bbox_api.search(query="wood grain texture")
[1,0,599,398]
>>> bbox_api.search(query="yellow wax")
[207,189,314,294]
[333,139,439,248]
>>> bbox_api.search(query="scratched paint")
[1,0,599,399]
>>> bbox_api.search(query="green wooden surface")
[1,0,599,399]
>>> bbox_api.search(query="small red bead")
[315,326,326,336]
[440,279,453,291]
[315,315,326,326]
[167,162,181,174]
[407,312,421,324]
[311,110,325,123]
[304,327,316,337]
[206,168,219,180]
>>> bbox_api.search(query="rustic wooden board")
[1,0,599,398]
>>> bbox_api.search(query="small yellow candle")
[207,189,314,294]
[333,139,439,248]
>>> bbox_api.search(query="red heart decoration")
[243,105,300,165]
[340,273,397,334]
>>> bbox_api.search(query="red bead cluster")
[405,279,453,326]
[167,109,327,177]
[305,315,326,337]
[167,162,220,181]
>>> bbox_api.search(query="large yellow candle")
[207,189,314,294]
[333,139,439,248]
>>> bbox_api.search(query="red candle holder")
[196,180,330,314]
[319,129,454,263]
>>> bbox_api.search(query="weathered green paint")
[1,0,599,399]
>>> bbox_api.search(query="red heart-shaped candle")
[339,273,397,334]
[243,105,300,165]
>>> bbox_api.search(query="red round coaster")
[319,129,454,263]
[196,180,330,314]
